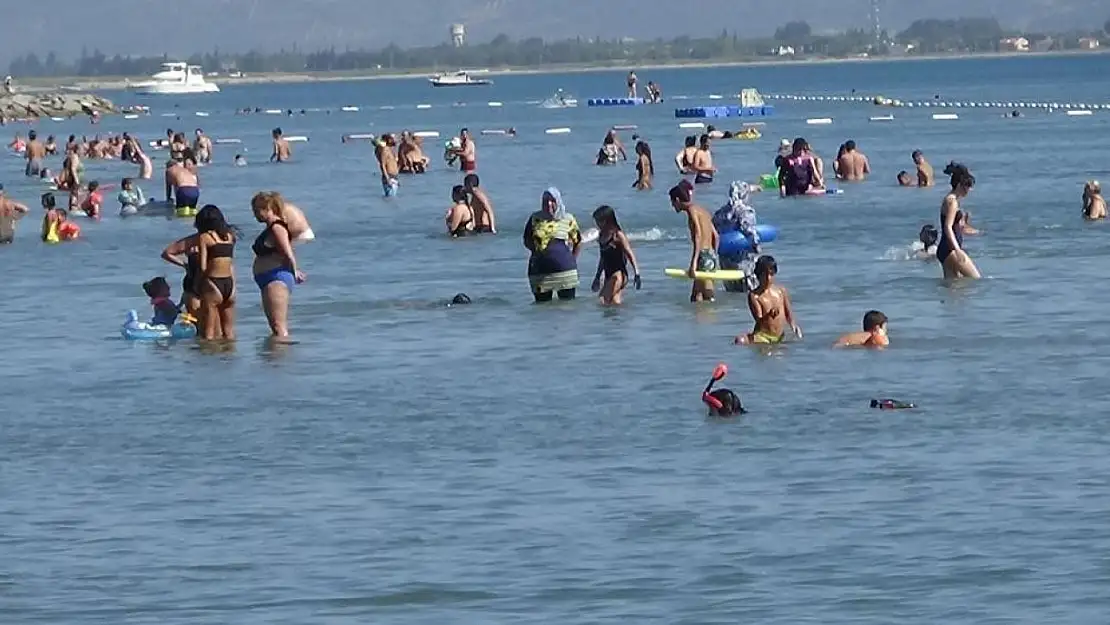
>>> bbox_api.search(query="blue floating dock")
[674,106,775,119]
[587,98,645,107]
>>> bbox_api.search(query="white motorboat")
[130,63,220,95]
[429,70,492,87]
[540,89,578,108]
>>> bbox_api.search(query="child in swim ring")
[142,276,181,326]
[834,310,890,348]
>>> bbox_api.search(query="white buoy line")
[764,93,1109,111]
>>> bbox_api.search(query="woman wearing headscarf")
[523,187,581,302]
[713,181,762,292]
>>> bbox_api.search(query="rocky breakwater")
[0,92,118,119]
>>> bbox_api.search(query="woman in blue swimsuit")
[251,191,305,338]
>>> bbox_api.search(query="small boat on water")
[540,90,578,108]
[429,70,492,87]
[129,62,220,95]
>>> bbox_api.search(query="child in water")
[142,277,180,326]
[590,205,641,306]
[41,192,80,242]
[734,255,802,345]
[80,180,102,219]
[834,310,890,348]
[117,177,146,216]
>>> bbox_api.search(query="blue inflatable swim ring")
[718,224,779,255]
[120,310,197,340]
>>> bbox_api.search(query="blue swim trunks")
[254,266,296,291]
[382,177,398,197]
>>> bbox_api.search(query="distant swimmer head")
[121,177,132,189]
[1086,180,1101,195]
[943,162,975,194]
[87,180,99,192]
[919,224,938,248]
[844,139,857,152]
[863,310,888,335]
[754,255,777,281]
[897,171,914,186]
[669,183,692,210]
[911,149,924,164]
[41,192,55,209]
[1011,110,1020,117]
[684,135,696,148]
[592,204,621,231]
[451,184,469,204]
[791,137,808,155]
[463,173,480,189]
[702,363,745,417]
[142,276,171,299]
[699,134,711,148]
[194,204,236,237]
[450,293,472,306]
[272,127,283,138]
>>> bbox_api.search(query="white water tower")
[451,24,466,47]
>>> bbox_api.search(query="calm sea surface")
[3,54,1110,624]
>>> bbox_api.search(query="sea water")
[2,54,1110,623]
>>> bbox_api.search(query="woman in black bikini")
[194,205,239,340]
[445,184,474,237]
[590,205,641,306]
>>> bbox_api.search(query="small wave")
[881,241,928,261]
[582,227,673,244]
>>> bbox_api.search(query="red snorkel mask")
[701,363,729,410]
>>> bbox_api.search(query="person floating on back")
[834,310,890,348]
[734,255,801,345]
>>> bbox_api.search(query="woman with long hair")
[251,191,306,338]
[936,162,981,280]
[194,204,239,339]
[590,205,641,306]
[633,141,654,190]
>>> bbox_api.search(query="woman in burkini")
[1083,180,1106,220]
[117,177,145,216]
[590,205,641,306]
[937,162,981,280]
[633,140,654,190]
[251,192,306,338]
[445,184,475,237]
[524,187,582,302]
[194,205,239,340]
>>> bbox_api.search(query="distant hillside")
[0,0,1105,64]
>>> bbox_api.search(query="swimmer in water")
[0,184,30,244]
[834,310,890,348]
[168,152,201,213]
[270,127,291,162]
[692,134,716,184]
[445,184,475,237]
[835,140,870,181]
[897,171,915,187]
[463,173,496,234]
[59,143,82,210]
[734,256,802,345]
[375,134,400,197]
[590,205,641,306]
[913,150,934,187]
[25,130,45,177]
[701,364,745,417]
[80,180,103,219]
[675,136,697,175]
[670,183,719,302]
[916,224,939,259]
[118,177,146,216]
[193,129,213,164]
[234,154,247,166]
[936,162,981,280]
[449,293,471,306]
[633,140,654,190]
[142,277,180,327]
[1083,180,1106,220]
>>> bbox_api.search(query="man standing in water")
[670,183,719,302]
[0,185,30,243]
[913,150,934,187]
[835,140,870,181]
[463,174,496,233]
[627,71,637,98]
[24,130,45,178]
[270,128,291,163]
[193,129,213,164]
[450,128,476,173]
[375,134,399,197]
[692,134,716,185]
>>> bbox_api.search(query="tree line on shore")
[7,18,1109,78]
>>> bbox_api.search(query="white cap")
[779,138,790,147]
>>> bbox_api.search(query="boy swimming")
[834,310,890,348]
[734,255,802,345]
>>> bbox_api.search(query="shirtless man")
[168,156,200,213]
[734,255,802,345]
[692,134,716,185]
[835,140,870,181]
[670,183,719,302]
[464,173,496,234]
[912,150,934,187]
[193,129,213,164]
[24,130,45,178]
[834,310,889,348]
[0,185,30,243]
[270,128,291,163]
[452,128,476,173]
[375,134,400,197]
[675,136,697,174]
[59,144,82,209]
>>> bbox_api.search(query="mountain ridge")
[0,0,1104,65]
